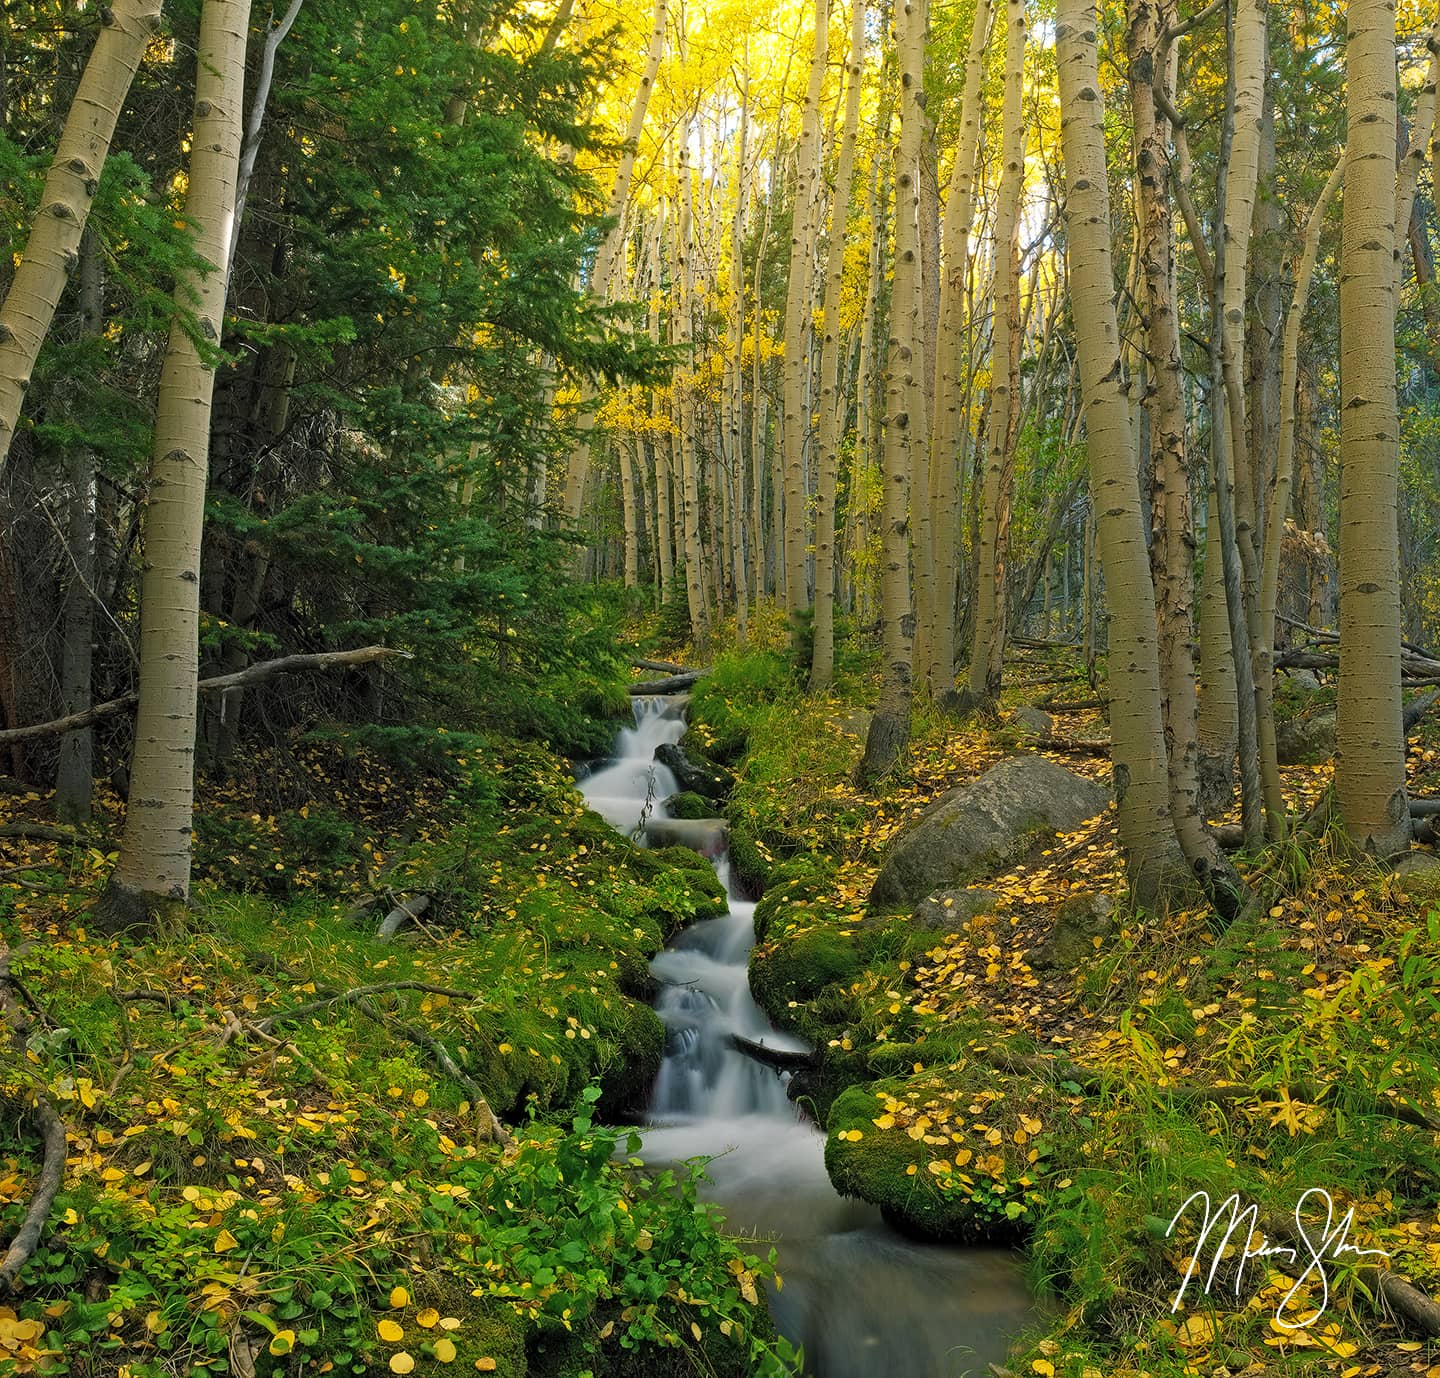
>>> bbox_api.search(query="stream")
[578,695,1041,1377]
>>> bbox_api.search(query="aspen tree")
[1055,0,1191,903]
[782,0,831,641]
[927,0,994,697]
[729,75,751,646]
[962,0,1025,712]
[98,0,253,929]
[561,0,668,523]
[810,0,867,692]
[0,0,164,475]
[1336,0,1409,856]
[857,0,926,784]
[676,142,712,652]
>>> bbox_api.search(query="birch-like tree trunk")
[1055,0,1190,904]
[561,0,667,523]
[962,0,1025,711]
[676,143,712,652]
[927,0,993,698]
[810,0,866,692]
[1336,0,1409,856]
[0,0,164,474]
[729,67,751,645]
[857,0,925,784]
[782,0,831,641]
[97,0,252,930]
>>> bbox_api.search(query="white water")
[578,696,1041,1378]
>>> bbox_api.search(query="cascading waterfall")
[578,695,1041,1378]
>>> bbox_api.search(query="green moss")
[751,854,835,941]
[664,790,717,820]
[596,1001,666,1120]
[725,827,770,895]
[824,1060,1071,1243]
[750,928,863,1022]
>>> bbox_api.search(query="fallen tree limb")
[728,1033,818,1073]
[255,980,478,1034]
[0,823,75,843]
[352,996,510,1146]
[1035,698,1107,714]
[0,1091,67,1293]
[376,894,432,941]
[1410,799,1440,817]
[0,646,410,747]
[629,671,705,695]
[1033,736,1112,757]
[630,656,691,674]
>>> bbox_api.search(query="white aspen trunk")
[676,143,711,651]
[927,0,994,696]
[1336,0,1409,855]
[810,0,867,692]
[730,70,751,646]
[962,0,1025,710]
[782,0,831,639]
[0,0,164,474]
[1055,0,1190,903]
[561,0,668,523]
[98,0,253,929]
[857,0,925,784]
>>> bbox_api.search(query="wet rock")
[665,790,718,820]
[910,888,999,933]
[1012,706,1054,736]
[1275,710,1336,765]
[869,755,1111,909]
[655,741,734,803]
[1028,891,1117,975]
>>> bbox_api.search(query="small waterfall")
[578,694,1041,1378]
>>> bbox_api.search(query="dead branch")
[629,671,705,694]
[352,996,510,1146]
[1034,736,1112,757]
[0,646,410,747]
[255,980,478,1033]
[728,1033,818,1073]
[0,823,75,843]
[376,894,432,941]
[0,1092,67,1293]
[630,656,692,674]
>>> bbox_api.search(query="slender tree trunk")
[857,0,927,784]
[811,0,866,692]
[1256,160,1341,833]
[55,228,103,823]
[1336,0,1409,856]
[962,0,1025,712]
[561,0,667,524]
[782,0,831,644]
[676,143,712,653]
[97,0,253,930]
[0,0,164,474]
[1056,0,1191,904]
[927,0,993,697]
[1196,487,1236,812]
[730,64,751,647]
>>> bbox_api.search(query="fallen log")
[1410,799,1440,817]
[376,893,432,941]
[0,823,75,843]
[0,1092,66,1292]
[0,645,410,747]
[728,1033,818,1073]
[630,656,691,675]
[629,671,705,695]
[1033,735,1112,757]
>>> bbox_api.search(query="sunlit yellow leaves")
[872,1113,896,1129]
[475,1360,498,1372]
[835,1128,863,1142]
[269,1330,296,1356]
[416,1308,440,1328]
[378,1319,405,1342]
[213,1230,240,1253]
[389,1353,416,1374]
[434,1337,458,1362]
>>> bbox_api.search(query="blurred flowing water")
[578,695,1041,1377]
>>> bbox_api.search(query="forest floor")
[0,732,795,1377]
[676,616,1440,1378]
[2,608,1439,1378]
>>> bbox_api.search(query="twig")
[0,823,75,843]
[254,980,478,1034]
[0,1092,68,1293]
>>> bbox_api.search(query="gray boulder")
[655,742,734,802]
[1392,850,1440,880]
[1275,711,1336,765]
[1012,706,1054,736]
[869,755,1111,908]
[910,888,999,933]
[1029,892,1117,975]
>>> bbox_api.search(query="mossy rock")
[824,1058,1074,1243]
[624,845,728,925]
[751,854,835,942]
[680,724,748,768]
[725,827,770,896]
[596,1001,666,1120]
[664,791,718,821]
[750,928,862,1025]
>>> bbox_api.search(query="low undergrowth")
[0,736,793,1378]
[685,641,1440,1378]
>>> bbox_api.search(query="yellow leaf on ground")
[417,1308,439,1328]
[475,1360,498,1372]
[389,1286,410,1308]
[434,1338,457,1362]
[378,1319,405,1342]
[269,1330,296,1356]
[389,1353,415,1374]
[213,1230,239,1253]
